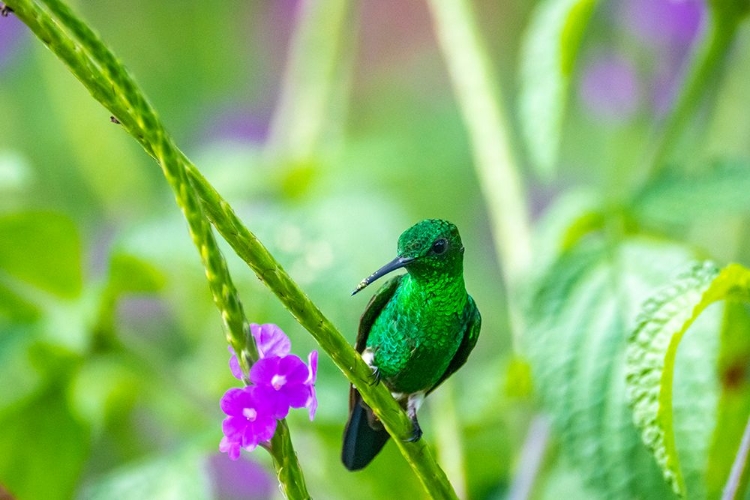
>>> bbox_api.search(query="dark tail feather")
[341,388,390,471]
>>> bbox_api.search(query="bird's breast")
[367,289,467,394]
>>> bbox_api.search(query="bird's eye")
[431,238,448,255]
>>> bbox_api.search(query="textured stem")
[187,156,459,499]
[269,421,311,500]
[28,0,255,363]
[427,0,532,349]
[6,1,459,497]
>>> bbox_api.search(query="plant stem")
[426,0,532,350]
[266,0,353,162]
[643,7,743,180]
[722,415,750,500]
[5,1,460,497]
[186,156,459,499]
[269,420,311,500]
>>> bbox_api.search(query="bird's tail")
[341,387,390,471]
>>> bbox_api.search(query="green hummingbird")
[341,219,481,471]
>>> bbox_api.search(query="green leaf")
[525,235,698,498]
[108,253,166,295]
[0,281,40,322]
[518,0,599,179]
[633,159,750,226]
[0,326,42,414]
[706,301,750,498]
[79,448,211,500]
[0,385,90,500]
[626,262,750,497]
[0,211,82,298]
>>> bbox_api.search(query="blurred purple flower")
[0,12,25,70]
[619,0,704,47]
[220,324,318,459]
[617,0,706,115]
[207,454,274,500]
[202,108,270,145]
[578,53,641,122]
[220,386,278,459]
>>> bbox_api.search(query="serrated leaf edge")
[625,261,750,496]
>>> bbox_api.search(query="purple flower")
[228,346,243,380]
[619,0,704,47]
[220,386,278,459]
[220,324,318,459]
[250,323,291,358]
[578,53,641,122]
[251,351,318,420]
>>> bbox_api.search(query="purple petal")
[250,413,279,443]
[306,351,318,384]
[220,388,250,416]
[283,384,312,409]
[250,323,291,358]
[219,435,242,460]
[306,386,318,421]
[249,357,282,386]
[222,416,247,440]
[228,346,243,380]
[255,385,291,419]
[276,355,310,385]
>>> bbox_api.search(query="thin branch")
[427,0,532,350]
[722,414,750,500]
[4,1,459,497]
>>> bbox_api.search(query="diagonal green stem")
[4,1,459,497]
[5,0,311,494]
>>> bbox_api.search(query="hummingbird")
[341,219,481,471]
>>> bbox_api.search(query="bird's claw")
[405,419,422,442]
[368,366,381,386]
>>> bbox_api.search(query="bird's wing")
[354,274,403,353]
[428,294,481,394]
[342,274,403,470]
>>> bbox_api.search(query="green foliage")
[525,228,694,499]
[0,211,82,299]
[518,0,599,178]
[633,160,750,226]
[2,0,750,498]
[0,383,90,500]
[626,262,750,497]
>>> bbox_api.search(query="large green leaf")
[626,262,750,497]
[518,0,598,179]
[525,235,707,498]
[107,253,166,295]
[0,211,82,298]
[79,448,212,500]
[633,159,750,226]
[0,384,90,500]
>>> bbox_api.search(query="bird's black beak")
[352,256,415,295]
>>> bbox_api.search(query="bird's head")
[352,219,464,295]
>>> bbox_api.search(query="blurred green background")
[1,0,750,499]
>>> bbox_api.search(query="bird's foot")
[405,418,422,442]
[368,366,381,386]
